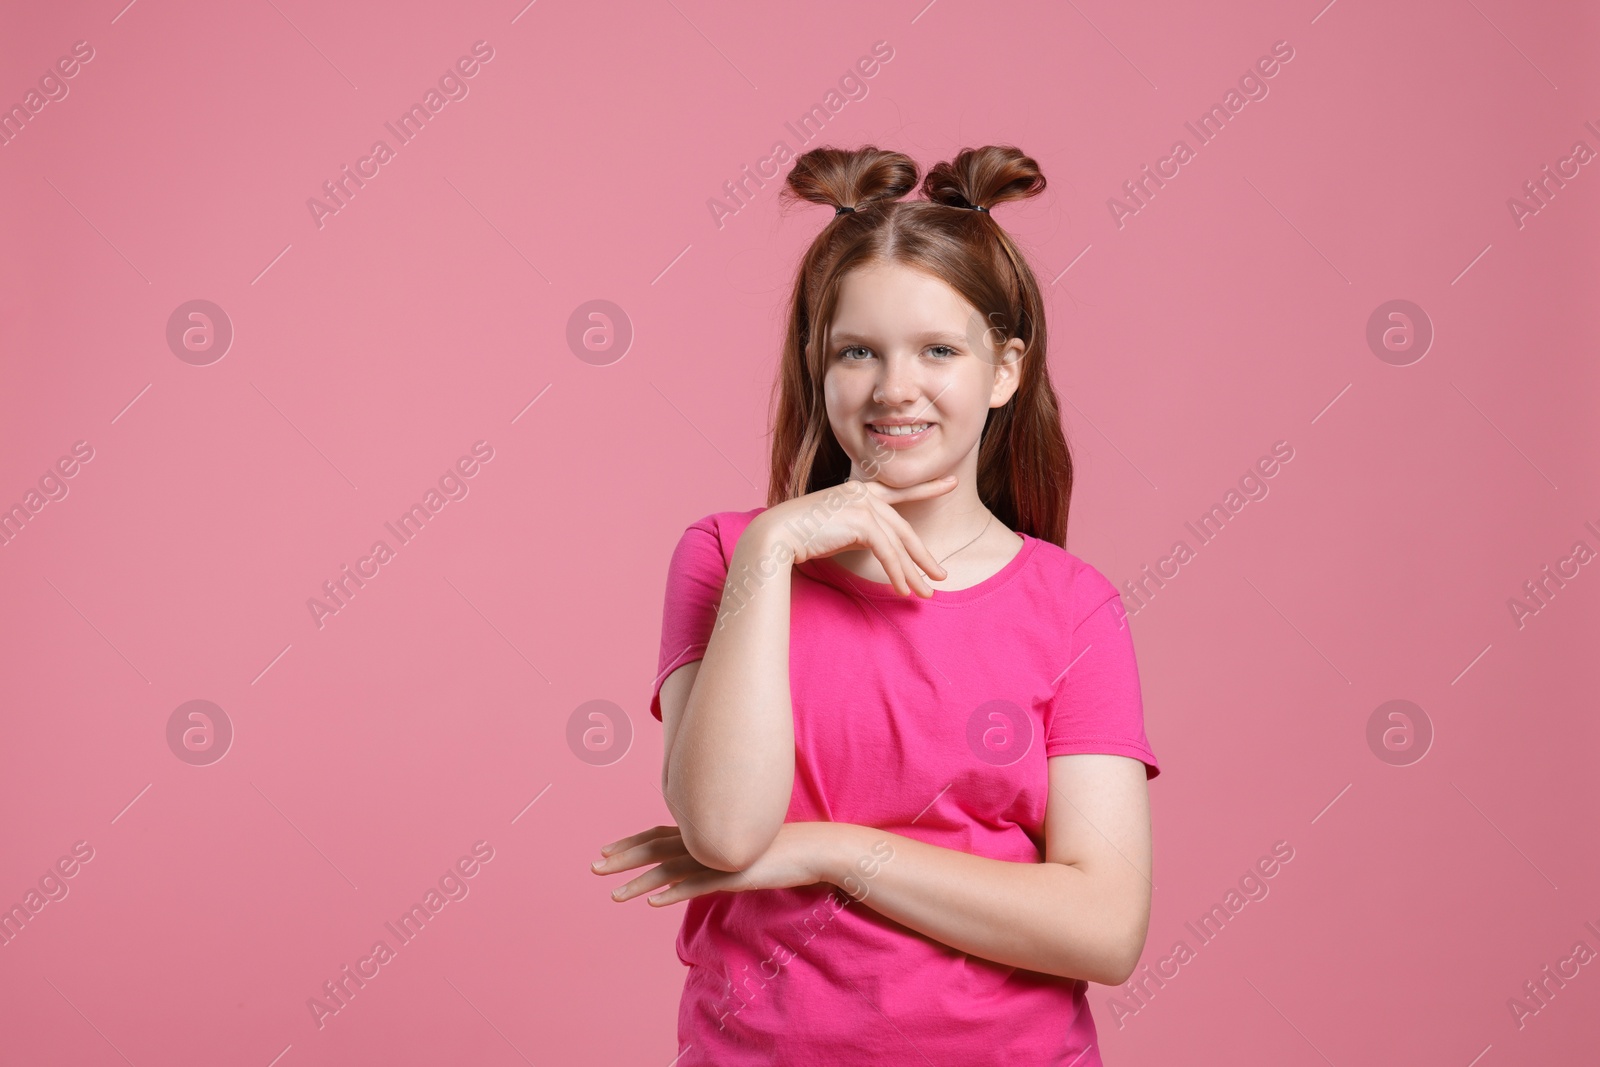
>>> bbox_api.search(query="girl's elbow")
[1099,949,1140,987]
[1101,920,1151,986]
[683,820,777,872]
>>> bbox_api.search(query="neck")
[892,495,992,543]
[824,477,1017,588]
[848,455,1000,560]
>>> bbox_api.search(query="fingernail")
[591,859,605,870]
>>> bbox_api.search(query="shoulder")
[672,506,772,564]
[1025,538,1123,627]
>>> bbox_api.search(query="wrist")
[807,821,859,887]
[736,515,801,573]
[813,823,895,902]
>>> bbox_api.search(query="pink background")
[2,0,1597,1063]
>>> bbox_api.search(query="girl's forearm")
[817,823,1143,986]
[665,519,797,871]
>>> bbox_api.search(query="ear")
[989,338,1026,408]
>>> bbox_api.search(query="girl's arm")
[661,516,798,872]
[817,753,1154,985]
[612,751,1153,985]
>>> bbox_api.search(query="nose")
[872,352,920,407]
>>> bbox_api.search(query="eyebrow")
[829,330,968,346]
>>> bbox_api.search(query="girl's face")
[823,261,1023,488]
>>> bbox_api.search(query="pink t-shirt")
[650,506,1159,1065]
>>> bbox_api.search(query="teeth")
[871,423,931,436]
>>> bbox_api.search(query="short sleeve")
[648,516,732,722]
[1043,586,1161,779]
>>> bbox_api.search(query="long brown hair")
[765,144,1074,547]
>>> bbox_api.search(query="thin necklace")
[936,514,994,565]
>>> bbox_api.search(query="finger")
[867,496,947,589]
[860,502,939,598]
[645,869,739,907]
[882,519,936,598]
[871,474,958,505]
[598,825,676,857]
[599,824,679,857]
[594,832,689,874]
[611,856,703,902]
[855,512,916,597]
[856,477,957,594]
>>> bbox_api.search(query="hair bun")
[921,145,1046,213]
[781,146,920,216]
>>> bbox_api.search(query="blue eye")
[838,345,959,360]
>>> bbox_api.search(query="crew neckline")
[803,530,1038,604]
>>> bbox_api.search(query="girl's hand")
[592,823,837,906]
[753,474,959,598]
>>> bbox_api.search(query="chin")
[860,464,938,487]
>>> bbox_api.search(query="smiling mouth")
[867,422,933,436]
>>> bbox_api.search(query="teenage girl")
[592,145,1161,1065]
